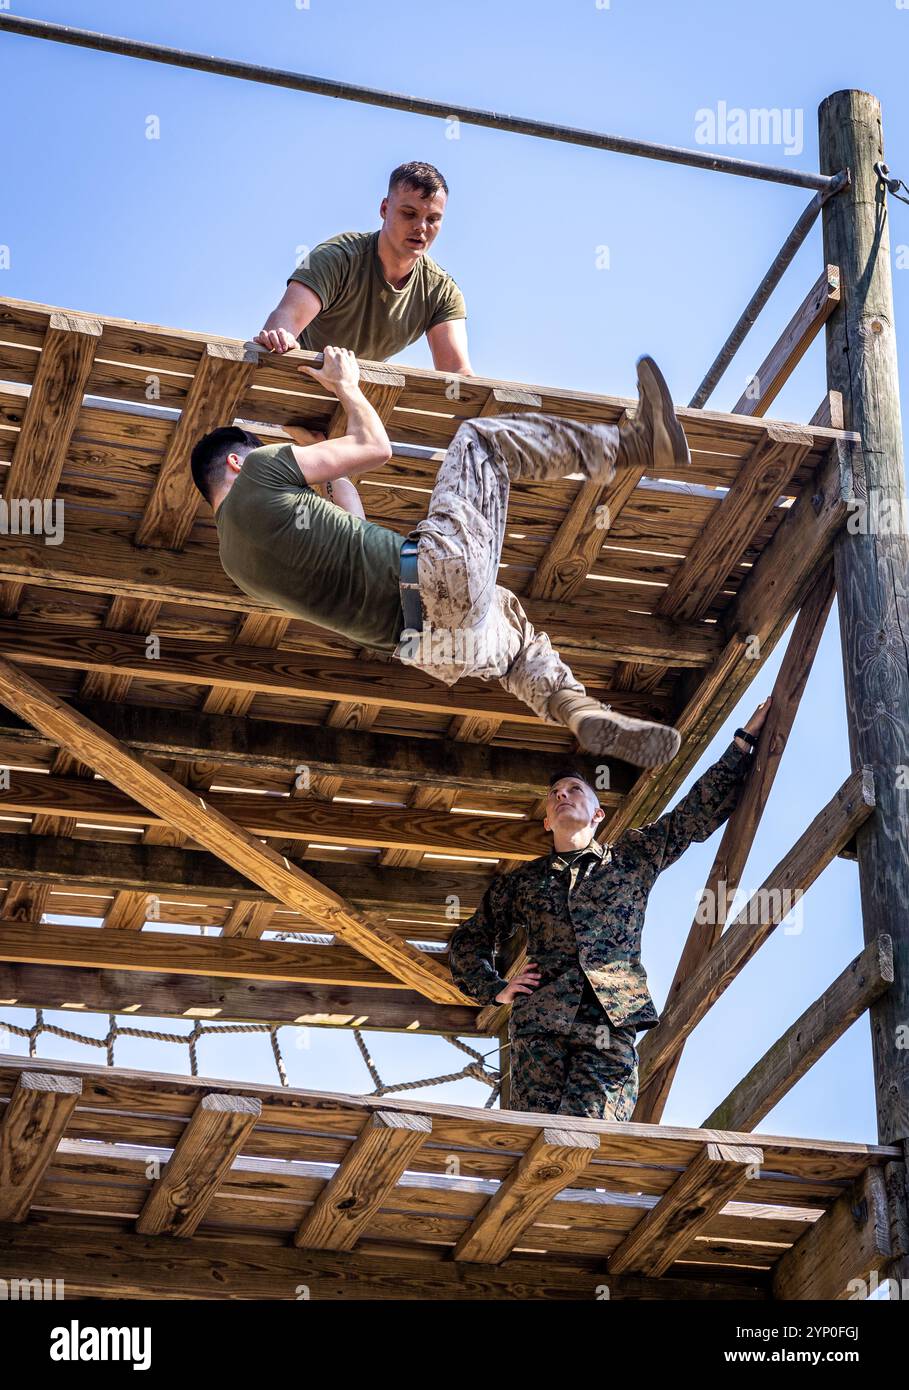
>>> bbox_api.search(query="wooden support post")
[773,1166,891,1300]
[294,1111,431,1251]
[0,1070,81,1221]
[137,1093,261,1237]
[819,98,909,1217]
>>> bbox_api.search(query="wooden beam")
[654,427,813,623]
[0,656,465,1004]
[634,564,836,1122]
[0,962,487,1036]
[704,935,893,1133]
[1,1052,898,1174]
[136,1092,261,1236]
[637,768,876,1087]
[0,768,549,860]
[3,310,102,499]
[0,702,630,799]
[0,1070,81,1221]
[820,92,909,1183]
[0,920,432,991]
[772,1166,891,1300]
[733,266,841,416]
[0,1216,768,1299]
[0,546,723,669]
[294,1111,431,1251]
[0,615,689,723]
[608,1142,762,1276]
[0,831,490,905]
[134,341,259,549]
[454,1127,599,1264]
[529,451,646,603]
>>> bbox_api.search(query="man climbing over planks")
[191,344,692,767]
[254,161,472,375]
[449,699,769,1119]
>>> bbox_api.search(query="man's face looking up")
[543,776,605,838]
[380,182,447,263]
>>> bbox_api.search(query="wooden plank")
[772,1167,891,1300]
[733,266,841,416]
[134,341,259,549]
[0,1216,768,1299]
[609,1142,762,1276]
[0,614,706,718]
[654,427,813,623]
[0,962,486,1036]
[0,656,465,1004]
[634,565,836,1122]
[0,832,491,906]
[637,768,876,1086]
[3,310,102,499]
[295,1111,431,1251]
[530,449,646,602]
[136,1092,261,1236]
[704,935,894,1132]
[0,701,627,799]
[0,1070,81,1221]
[0,1055,898,1175]
[0,921,426,991]
[0,768,549,859]
[0,537,722,666]
[454,1127,599,1264]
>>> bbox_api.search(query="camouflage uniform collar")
[549,837,606,871]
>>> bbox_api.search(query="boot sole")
[577,713,682,768]
[637,356,691,470]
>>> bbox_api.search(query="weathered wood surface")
[820,92,909,1168]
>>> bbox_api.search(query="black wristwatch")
[734,727,758,749]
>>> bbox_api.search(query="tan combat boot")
[549,689,681,768]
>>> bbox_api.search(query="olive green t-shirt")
[288,230,466,361]
[215,443,406,652]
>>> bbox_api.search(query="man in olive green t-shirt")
[255,161,471,374]
[192,347,691,770]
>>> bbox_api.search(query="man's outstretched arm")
[288,347,392,484]
[619,699,770,875]
[255,281,322,354]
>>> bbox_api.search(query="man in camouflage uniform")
[196,348,692,770]
[449,701,768,1119]
[400,353,691,767]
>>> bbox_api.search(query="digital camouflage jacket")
[448,740,753,1035]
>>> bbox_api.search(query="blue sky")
[2,0,908,1142]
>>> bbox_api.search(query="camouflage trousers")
[400,412,623,720]
[508,980,639,1120]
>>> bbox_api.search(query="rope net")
[0,1006,503,1107]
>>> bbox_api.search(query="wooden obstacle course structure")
[0,44,906,1299]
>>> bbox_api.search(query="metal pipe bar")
[688,171,849,409]
[0,14,841,192]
